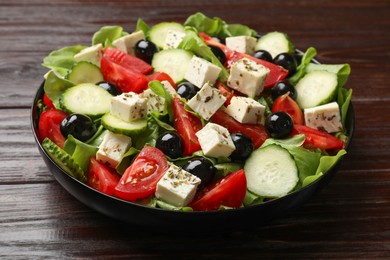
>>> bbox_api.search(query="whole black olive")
[60,114,97,142]
[155,132,183,159]
[135,39,158,64]
[230,133,254,161]
[183,157,216,189]
[97,81,121,96]
[273,52,297,76]
[265,112,294,139]
[252,50,273,63]
[176,82,199,100]
[208,45,226,65]
[271,81,297,100]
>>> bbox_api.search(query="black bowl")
[31,82,354,233]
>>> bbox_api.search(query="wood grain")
[1,0,389,259]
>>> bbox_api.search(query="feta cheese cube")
[304,102,343,133]
[163,30,186,49]
[225,36,257,54]
[112,30,145,56]
[225,96,266,124]
[184,56,222,88]
[110,92,147,122]
[196,123,236,158]
[155,163,201,207]
[96,131,132,168]
[139,88,166,114]
[161,80,178,98]
[187,82,226,120]
[74,44,103,67]
[227,57,270,98]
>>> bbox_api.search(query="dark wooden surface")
[1,0,389,259]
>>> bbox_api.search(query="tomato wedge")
[292,124,344,150]
[190,169,247,211]
[88,157,120,196]
[272,93,304,125]
[147,72,176,89]
[114,146,169,202]
[199,32,288,88]
[172,98,202,156]
[211,110,269,149]
[38,109,68,148]
[43,93,55,109]
[102,47,152,74]
[100,48,149,93]
[216,81,236,106]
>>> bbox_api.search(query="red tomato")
[114,146,169,202]
[190,169,247,211]
[38,109,68,148]
[272,93,304,125]
[147,72,176,89]
[172,98,202,156]
[216,81,236,106]
[199,32,288,88]
[292,124,344,150]
[100,49,149,93]
[211,110,269,149]
[88,157,120,196]
[43,93,55,109]
[102,47,152,74]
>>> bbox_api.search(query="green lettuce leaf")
[315,149,347,175]
[302,149,346,187]
[42,45,87,75]
[184,12,257,38]
[337,87,353,128]
[289,47,317,85]
[43,70,74,109]
[136,18,151,35]
[148,80,174,122]
[131,116,160,150]
[63,135,98,174]
[178,27,229,82]
[155,199,193,211]
[243,189,264,206]
[115,147,140,175]
[184,12,224,36]
[222,23,257,38]
[92,25,128,47]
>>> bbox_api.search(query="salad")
[36,12,352,211]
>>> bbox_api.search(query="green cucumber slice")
[62,83,112,117]
[66,61,103,84]
[101,113,148,136]
[42,138,86,183]
[295,70,338,109]
[255,31,293,58]
[244,144,298,198]
[148,22,185,49]
[152,49,193,83]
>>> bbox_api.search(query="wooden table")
[1,0,389,258]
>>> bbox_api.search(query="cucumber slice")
[62,83,112,117]
[255,31,293,58]
[295,70,338,109]
[152,49,193,83]
[148,22,185,49]
[66,61,104,84]
[42,138,86,183]
[101,113,148,135]
[244,144,298,198]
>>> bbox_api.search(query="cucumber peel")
[42,138,86,183]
